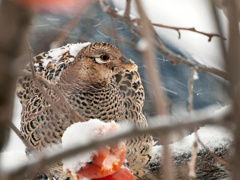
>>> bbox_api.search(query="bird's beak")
[119,56,137,71]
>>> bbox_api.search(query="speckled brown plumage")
[17,42,154,179]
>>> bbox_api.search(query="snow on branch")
[5,106,231,179]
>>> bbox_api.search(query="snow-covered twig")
[99,0,227,79]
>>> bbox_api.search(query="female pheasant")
[17,42,155,179]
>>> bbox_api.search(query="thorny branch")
[99,0,227,79]
[151,23,226,42]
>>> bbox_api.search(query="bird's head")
[60,42,137,85]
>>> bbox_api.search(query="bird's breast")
[66,86,125,122]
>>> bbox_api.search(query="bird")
[17,42,155,180]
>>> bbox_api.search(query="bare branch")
[134,0,169,115]
[218,0,240,178]
[54,10,83,48]
[196,133,230,170]
[99,1,227,79]
[0,0,32,154]
[187,67,198,179]
[152,23,226,42]
[21,69,84,123]
[162,137,175,180]
[9,122,34,152]
[188,141,198,179]
[187,68,196,113]
[124,0,132,19]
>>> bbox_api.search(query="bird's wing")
[114,69,146,127]
[114,69,155,179]
[16,47,78,152]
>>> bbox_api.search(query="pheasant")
[17,42,155,179]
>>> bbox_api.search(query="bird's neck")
[59,62,112,89]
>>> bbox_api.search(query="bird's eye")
[100,54,110,61]
[94,54,110,64]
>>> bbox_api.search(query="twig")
[9,122,34,152]
[0,0,32,155]
[152,23,226,42]
[54,10,83,48]
[134,0,169,115]
[195,133,230,170]
[124,0,132,19]
[187,68,196,113]
[99,1,227,79]
[9,122,54,180]
[22,69,84,122]
[187,67,198,179]
[7,107,231,178]
[218,0,240,178]
[162,137,175,180]
[188,141,198,180]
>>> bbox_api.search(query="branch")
[195,132,230,170]
[187,67,197,179]
[124,0,131,19]
[22,70,85,123]
[134,0,169,115]
[0,0,32,153]
[221,0,240,178]
[152,23,226,42]
[6,107,231,178]
[53,10,83,48]
[188,141,198,179]
[99,1,227,79]
[187,68,196,113]
[9,122,34,152]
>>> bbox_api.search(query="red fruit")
[93,167,134,180]
[66,121,127,180]
[74,144,126,179]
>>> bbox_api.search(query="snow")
[36,42,91,69]
[112,0,228,70]
[151,106,232,158]
[0,151,27,171]
[137,39,149,51]
[62,119,121,174]
[4,96,25,152]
